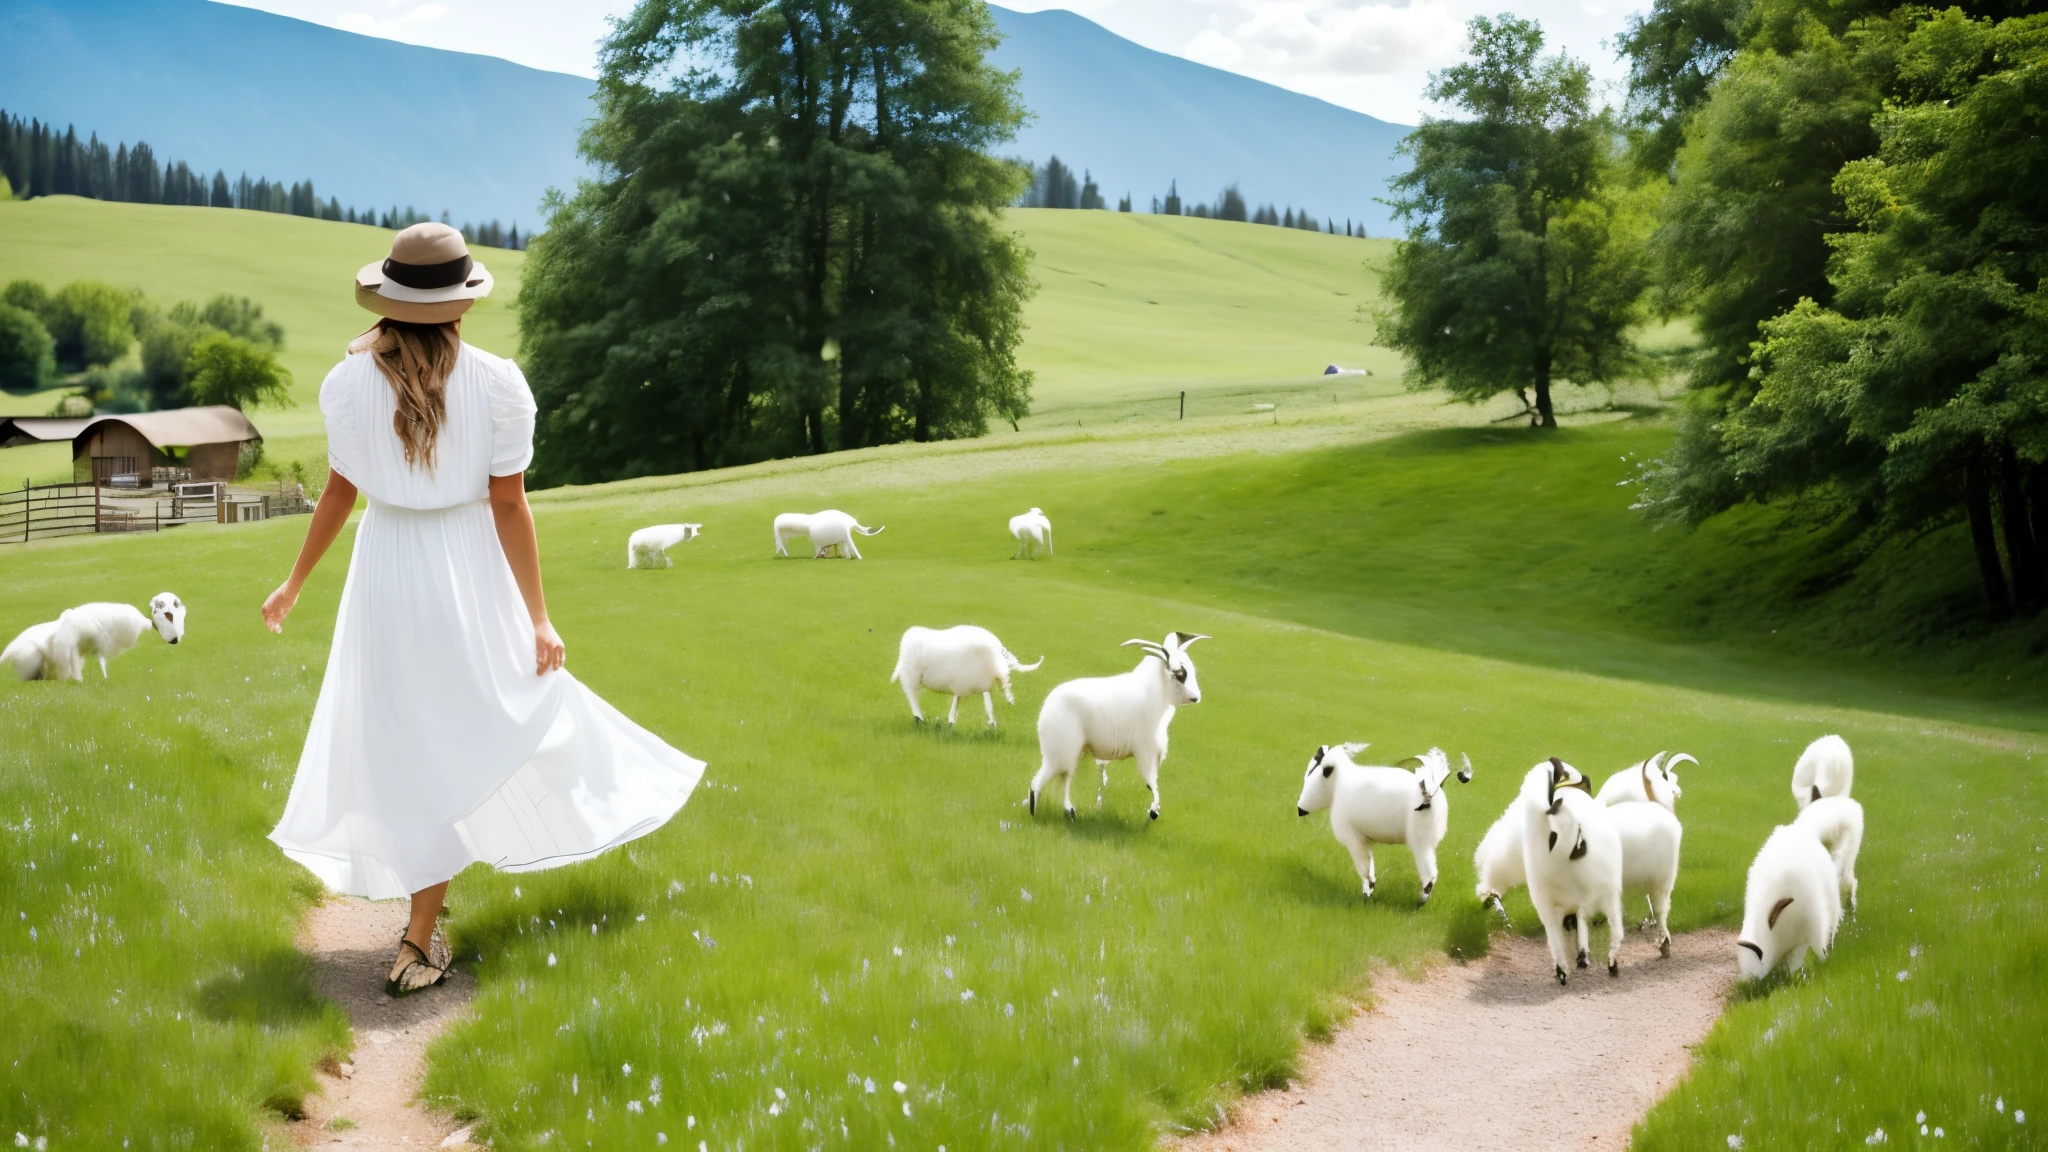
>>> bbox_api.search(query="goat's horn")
[1457,753,1474,783]
[1666,753,1698,771]
[1336,741,1370,757]
[1121,639,1169,661]
[1168,631,1210,649]
[1767,896,1794,930]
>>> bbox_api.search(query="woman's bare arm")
[262,469,359,633]
[489,471,565,676]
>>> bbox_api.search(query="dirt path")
[288,897,480,1150]
[1182,929,1737,1152]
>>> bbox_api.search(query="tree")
[1080,169,1104,210]
[1643,10,2048,618]
[1617,0,1751,175]
[0,303,54,391]
[517,0,1035,483]
[185,331,291,410]
[1376,15,1647,428]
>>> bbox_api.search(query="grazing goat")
[1472,805,1526,920]
[1596,751,1696,812]
[1737,823,1841,979]
[3,593,186,681]
[1792,795,1863,914]
[626,523,702,569]
[1028,632,1206,821]
[1297,744,1473,904]
[1791,734,1854,810]
[1009,508,1053,559]
[773,510,885,559]
[1520,757,1626,983]
[1607,801,1683,957]
[890,625,1044,726]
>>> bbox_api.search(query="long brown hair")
[350,318,460,469]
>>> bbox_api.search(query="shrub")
[48,280,137,369]
[187,332,291,410]
[0,302,55,391]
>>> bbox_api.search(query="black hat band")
[381,253,474,290]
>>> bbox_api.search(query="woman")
[263,223,703,993]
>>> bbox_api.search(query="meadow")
[0,199,2042,1150]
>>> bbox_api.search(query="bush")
[0,302,55,391]
[235,439,266,479]
[48,281,137,370]
[187,332,291,410]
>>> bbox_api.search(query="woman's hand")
[262,582,300,634]
[534,618,566,676]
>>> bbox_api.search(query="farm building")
[0,407,262,483]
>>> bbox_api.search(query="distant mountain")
[0,0,594,227]
[989,6,1411,235]
[0,0,1410,235]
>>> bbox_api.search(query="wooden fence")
[0,480,311,543]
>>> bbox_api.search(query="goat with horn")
[1028,631,1208,821]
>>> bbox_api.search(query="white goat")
[626,523,702,569]
[1009,508,1052,559]
[1596,751,1696,812]
[3,593,187,681]
[890,625,1044,726]
[1028,632,1206,821]
[1297,744,1472,904]
[1791,734,1854,810]
[1606,801,1682,957]
[1473,805,1526,919]
[1792,795,1863,914]
[1737,823,1841,979]
[773,510,885,559]
[1520,758,1626,983]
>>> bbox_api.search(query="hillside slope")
[0,197,1396,472]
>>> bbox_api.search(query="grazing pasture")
[2,401,2042,1148]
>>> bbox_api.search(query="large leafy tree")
[1376,16,1647,429]
[519,0,1034,484]
[1661,11,2048,617]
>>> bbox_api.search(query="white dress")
[270,342,704,901]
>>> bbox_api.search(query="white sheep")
[1472,805,1525,920]
[1596,750,1696,812]
[1519,757,1626,983]
[1606,801,1682,957]
[1028,631,1207,821]
[890,625,1044,726]
[626,523,702,569]
[1009,508,1052,559]
[1296,744,1472,904]
[1791,734,1854,810]
[773,510,885,559]
[3,593,187,681]
[1737,822,1842,979]
[1792,795,1863,914]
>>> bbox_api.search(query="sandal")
[386,936,448,996]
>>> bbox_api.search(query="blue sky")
[217,0,1652,124]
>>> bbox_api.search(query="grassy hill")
[1,196,2042,1149]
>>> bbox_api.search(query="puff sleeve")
[320,361,361,484]
[488,358,538,477]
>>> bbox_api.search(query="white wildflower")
[961,990,975,1002]
[548,952,558,967]
[627,1101,644,1114]
[893,1081,907,1094]
[1727,1137,1743,1149]
[1864,1128,1886,1145]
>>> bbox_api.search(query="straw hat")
[353,222,493,323]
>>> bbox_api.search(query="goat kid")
[1297,744,1473,904]
[3,593,186,681]
[1792,734,1854,810]
[1009,508,1053,559]
[773,510,885,559]
[626,523,702,569]
[891,625,1044,726]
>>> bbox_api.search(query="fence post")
[19,480,26,545]
[1180,390,1186,420]
[94,481,102,535]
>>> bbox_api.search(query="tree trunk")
[2028,466,2048,593]
[1966,456,2012,621]
[1998,446,2042,614]
[1531,346,1556,429]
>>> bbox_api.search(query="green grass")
[6,403,2041,1148]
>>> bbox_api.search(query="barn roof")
[0,407,263,451]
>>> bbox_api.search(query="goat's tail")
[1006,649,1045,673]
[854,523,885,536]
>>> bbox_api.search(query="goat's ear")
[1738,940,1764,960]
[1811,785,1822,803]
[1767,897,1794,929]
[1547,797,1564,817]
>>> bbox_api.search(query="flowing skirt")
[270,499,703,900]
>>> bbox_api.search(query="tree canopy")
[517,0,1036,484]
[1376,16,1648,428]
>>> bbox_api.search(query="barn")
[0,407,263,484]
